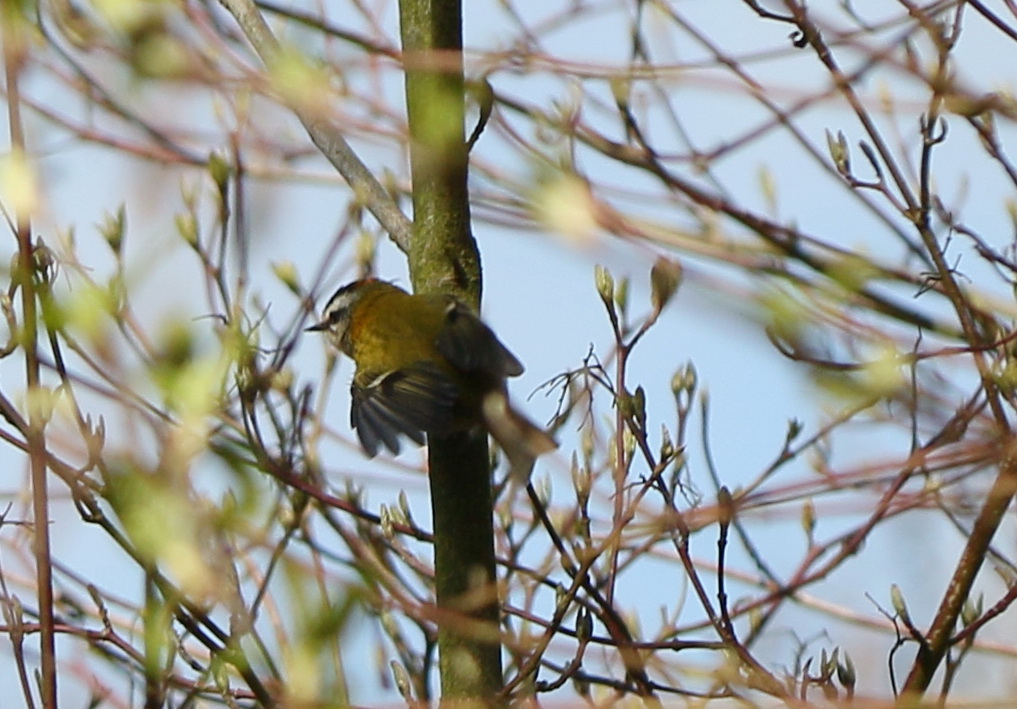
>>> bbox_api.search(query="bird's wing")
[434,299,524,379]
[350,361,459,456]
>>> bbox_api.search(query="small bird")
[308,278,556,481]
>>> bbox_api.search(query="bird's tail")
[481,390,557,485]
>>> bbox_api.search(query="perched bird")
[307,278,556,481]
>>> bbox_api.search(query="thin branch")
[217,0,413,251]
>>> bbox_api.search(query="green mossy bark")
[398,0,503,703]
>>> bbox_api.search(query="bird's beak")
[305,321,327,332]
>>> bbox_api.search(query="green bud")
[390,661,412,701]
[786,418,803,443]
[890,584,911,625]
[659,425,674,462]
[555,583,567,609]
[388,502,408,527]
[650,257,682,312]
[379,504,394,539]
[837,652,856,691]
[380,608,399,638]
[594,264,615,312]
[207,151,231,190]
[801,498,816,538]
[717,486,734,526]
[748,605,762,633]
[822,647,837,677]
[961,594,982,628]
[825,128,850,175]
[86,415,106,464]
[271,261,301,295]
[670,371,685,399]
[98,205,126,255]
[631,385,646,429]
[398,490,413,528]
[679,362,698,394]
[614,275,629,314]
[571,452,590,505]
[175,213,199,248]
[575,607,593,642]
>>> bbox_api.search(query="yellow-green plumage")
[310,279,555,481]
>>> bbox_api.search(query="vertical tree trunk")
[398,0,503,702]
